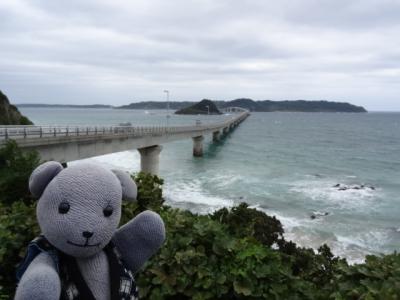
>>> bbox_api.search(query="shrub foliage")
[0,140,40,205]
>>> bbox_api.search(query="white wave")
[311,210,330,217]
[248,203,260,209]
[165,180,234,213]
[285,227,338,249]
[281,226,368,264]
[340,229,391,253]
[70,151,140,173]
[330,230,393,264]
[329,238,369,264]
[211,173,246,188]
[256,206,393,264]
[256,208,303,230]
[283,225,393,264]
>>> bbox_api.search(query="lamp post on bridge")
[163,90,170,128]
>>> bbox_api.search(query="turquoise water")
[20,107,400,263]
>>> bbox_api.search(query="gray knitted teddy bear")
[15,161,166,300]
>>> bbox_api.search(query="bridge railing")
[0,111,249,141]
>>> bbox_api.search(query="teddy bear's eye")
[103,205,113,217]
[58,202,70,214]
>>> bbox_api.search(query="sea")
[19,107,400,264]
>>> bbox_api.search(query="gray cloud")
[0,0,399,110]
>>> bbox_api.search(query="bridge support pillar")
[138,145,162,175]
[223,127,229,135]
[212,131,220,142]
[192,136,204,157]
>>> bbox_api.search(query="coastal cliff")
[0,91,33,125]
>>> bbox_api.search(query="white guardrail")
[0,112,249,141]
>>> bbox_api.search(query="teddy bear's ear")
[112,169,137,202]
[29,161,63,198]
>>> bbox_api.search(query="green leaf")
[233,280,252,296]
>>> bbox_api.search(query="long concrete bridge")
[0,110,249,174]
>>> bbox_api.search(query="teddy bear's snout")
[82,231,94,239]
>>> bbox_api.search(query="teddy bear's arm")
[15,252,61,300]
[113,210,165,274]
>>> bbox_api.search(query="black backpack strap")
[104,242,139,299]
[58,252,97,300]
[105,243,122,300]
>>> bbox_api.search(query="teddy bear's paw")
[113,210,166,273]
[15,254,61,300]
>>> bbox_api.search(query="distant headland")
[17,104,112,109]
[17,98,367,113]
[115,98,367,112]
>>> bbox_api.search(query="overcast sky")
[1,0,399,110]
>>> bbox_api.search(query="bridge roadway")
[0,110,249,174]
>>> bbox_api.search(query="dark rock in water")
[334,183,376,192]
[388,227,400,233]
[310,211,329,220]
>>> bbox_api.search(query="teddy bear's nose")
[82,231,94,239]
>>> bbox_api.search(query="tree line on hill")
[15,97,367,113]
[117,98,367,113]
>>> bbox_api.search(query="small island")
[175,99,222,115]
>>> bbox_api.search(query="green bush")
[18,116,33,126]
[0,140,40,205]
[212,203,345,291]
[331,253,400,299]
[212,203,284,247]
[0,201,39,297]
[120,172,164,224]
[135,207,318,299]
[134,172,164,212]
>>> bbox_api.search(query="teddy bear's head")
[29,161,137,258]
